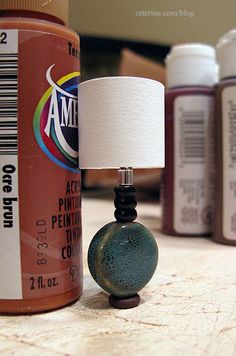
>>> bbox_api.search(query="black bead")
[109,294,141,309]
[114,186,137,222]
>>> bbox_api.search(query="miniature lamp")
[78,77,164,308]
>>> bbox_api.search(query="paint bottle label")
[222,86,236,240]
[173,95,214,234]
[0,29,82,299]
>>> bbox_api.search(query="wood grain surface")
[0,198,236,356]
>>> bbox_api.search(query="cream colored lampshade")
[78,76,164,169]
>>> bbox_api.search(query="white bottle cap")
[217,29,236,80]
[166,43,217,88]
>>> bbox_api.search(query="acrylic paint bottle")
[162,44,217,236]
[214,30,236,245]
[0,0,82,313]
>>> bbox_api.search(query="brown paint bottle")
[0,0,82,313]
[214,30,236,245]
[162,44,217,236]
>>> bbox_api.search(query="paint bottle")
[162,44,216,236]
[0,0,82,313]
[214,30,236,245]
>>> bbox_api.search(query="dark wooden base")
[109,294,140,309]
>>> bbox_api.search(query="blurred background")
[69,0,236,199]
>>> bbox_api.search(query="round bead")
[88,221,158,298]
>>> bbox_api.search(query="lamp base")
[87,174,159,309]
[88,221,158,307]
[109,294,140,309]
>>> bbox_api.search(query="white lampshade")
[78,76,164,169]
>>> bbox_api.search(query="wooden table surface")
[1,198,236,356]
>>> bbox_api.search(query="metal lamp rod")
[118,167,133,186]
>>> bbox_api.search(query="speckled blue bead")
[87,221,158,298]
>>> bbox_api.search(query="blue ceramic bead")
[88,221,158,298]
